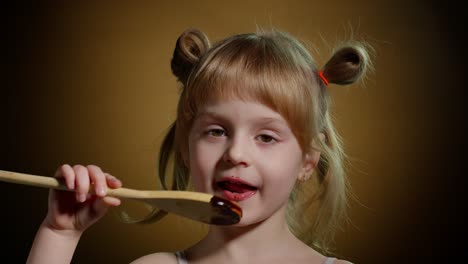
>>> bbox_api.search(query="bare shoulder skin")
[129,252,178,264]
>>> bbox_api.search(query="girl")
[27,28,372,264]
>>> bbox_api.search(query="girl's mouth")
[216,178,258,202]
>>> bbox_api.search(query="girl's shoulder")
[332,259,354,264]
[129,252,178,264]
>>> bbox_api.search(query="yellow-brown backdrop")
[2,1,464,263]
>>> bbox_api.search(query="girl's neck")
[185,208,310,262]
[208,214,291,247]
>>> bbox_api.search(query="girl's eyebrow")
[195,111,228,124]
[257,117,288,126]
[196,111,289,129]
[196,111,224,120]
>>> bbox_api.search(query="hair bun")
[171,29,210,85]
[321,43,372,85]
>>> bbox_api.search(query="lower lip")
[222,190,257,202]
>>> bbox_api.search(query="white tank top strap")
[175,251,188,264]
[176,251,337,264]
[323,257,336,264]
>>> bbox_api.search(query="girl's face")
[187,99,315,226]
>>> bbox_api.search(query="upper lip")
[215,176,258,188]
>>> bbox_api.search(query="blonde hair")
[127,28,372,254]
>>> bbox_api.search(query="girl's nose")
[222,137,249,167]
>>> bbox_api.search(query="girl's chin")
[219,212,266,228]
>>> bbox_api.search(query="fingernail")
[97,186,106,196]
[78,193,86,202]
[111,177,121,184]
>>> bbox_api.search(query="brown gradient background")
[2,1,464,263]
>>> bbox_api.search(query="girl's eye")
[207,129,225,137]
[257,134,276,143]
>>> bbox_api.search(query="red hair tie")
[318,70,329,86]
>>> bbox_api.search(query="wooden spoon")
[0,170,242,225]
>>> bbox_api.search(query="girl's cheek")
[190,173,209,192]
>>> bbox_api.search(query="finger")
[102,196,121,207]
[104,173,122,189]
[87,165,107,197]
[73,165,90,203]
[54,164,75,190]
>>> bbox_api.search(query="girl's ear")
[298,133,325,181]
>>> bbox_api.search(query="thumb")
[90,197,111,220]
[89,196,121,221]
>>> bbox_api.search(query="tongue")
[223,182,256,193]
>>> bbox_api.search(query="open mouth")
[216,178,258,202]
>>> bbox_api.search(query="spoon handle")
[0,169,189,199]
[0,169,68,190]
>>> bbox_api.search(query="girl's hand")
[42,164,122,235]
